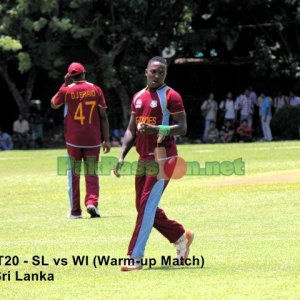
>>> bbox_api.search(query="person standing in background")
[289,91,300,107]
[273,91,287,112]
[51,62,111,219]
[235,89,253,128]
[0,128,13,150]
[13,114,30,149]
[260,94,273,141]
[201,93,218,141]
[219,92,235,124]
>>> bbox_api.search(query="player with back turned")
[51,62,111,219]
[114,56,194,271]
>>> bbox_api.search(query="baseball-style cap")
[67,62,86,77]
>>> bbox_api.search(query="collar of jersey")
[73,80,86,83]
[146,83,166,91]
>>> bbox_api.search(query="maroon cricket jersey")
[53,81,107,147]
[131,85,185,161]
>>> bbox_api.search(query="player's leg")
[127,174,165,257]
[153,165,194,264]
[154,207,194,264]
[66,145,83,218]
[154,207,185,243]
[120,174,147,271]
[83,147,100,218]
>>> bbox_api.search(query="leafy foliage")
[0,36,22,52]
[17,52,31,73]
[182,0,300,88]
[0,0,193,118]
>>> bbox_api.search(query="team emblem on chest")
[135,99,142,108]
[150,100,158,108]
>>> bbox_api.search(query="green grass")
[0,141,299,299]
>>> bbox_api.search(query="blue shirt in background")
[260,97,272,117]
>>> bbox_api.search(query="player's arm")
[51,94,63,109]
[139,111,187,136]
[51,74,72,109]
[169,111,187,136]
[114,114,136,177]
[99,106,111,154]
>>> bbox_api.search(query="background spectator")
[204,121,219,143]
[289,91,300,106]
[29,113,44,149]
[111,128,122,147]
[273,91,288,112]
[0,128,13,150]
[235,89,253,128]
[13,114,30,149]
[220,120,234,143]
[236,119,252,142]
[201,93,218,139]
[219,92,235,123]
[260,95,273,141]
[249,86,257,107]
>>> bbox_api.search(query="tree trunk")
[24,68,37,106]
[88,30,130,127]
[0,64,29,116]
[114,82,131,128]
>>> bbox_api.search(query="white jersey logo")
[135,98,142,108]
[150,100,158,108]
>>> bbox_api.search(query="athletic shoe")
[174,230,194,264]
[184,230,194,260]
[120,257,143,271]
[87,205,100,218]
[67,213,82,219]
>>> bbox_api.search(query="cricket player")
[51,62,111,219]
[114,56,194,271]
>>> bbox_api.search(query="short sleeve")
[53,84,68,105]
[167,89,185,114]
[95,86,107,108]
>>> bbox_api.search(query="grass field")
[0,142,299,299]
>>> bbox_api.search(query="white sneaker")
[174,230,194,264]
[120,257,143,271]
[87,205,100,218]
[67,213,82,219]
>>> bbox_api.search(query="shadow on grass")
[64,215,124,220]
[89,215,124,219]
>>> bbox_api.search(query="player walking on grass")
[114,56,194,271]
[51,62,111,219]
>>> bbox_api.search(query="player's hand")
[137,123,158,135]
[103,141,111,153]
[113,159,124,178]
[64,73,73,86]
[157,134,166,143]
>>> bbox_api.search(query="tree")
[1,1,60,116]
[0,0,99,117]
[0,0,194,126]
[179,0,300,90]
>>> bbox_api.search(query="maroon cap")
[67,62,86,77]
